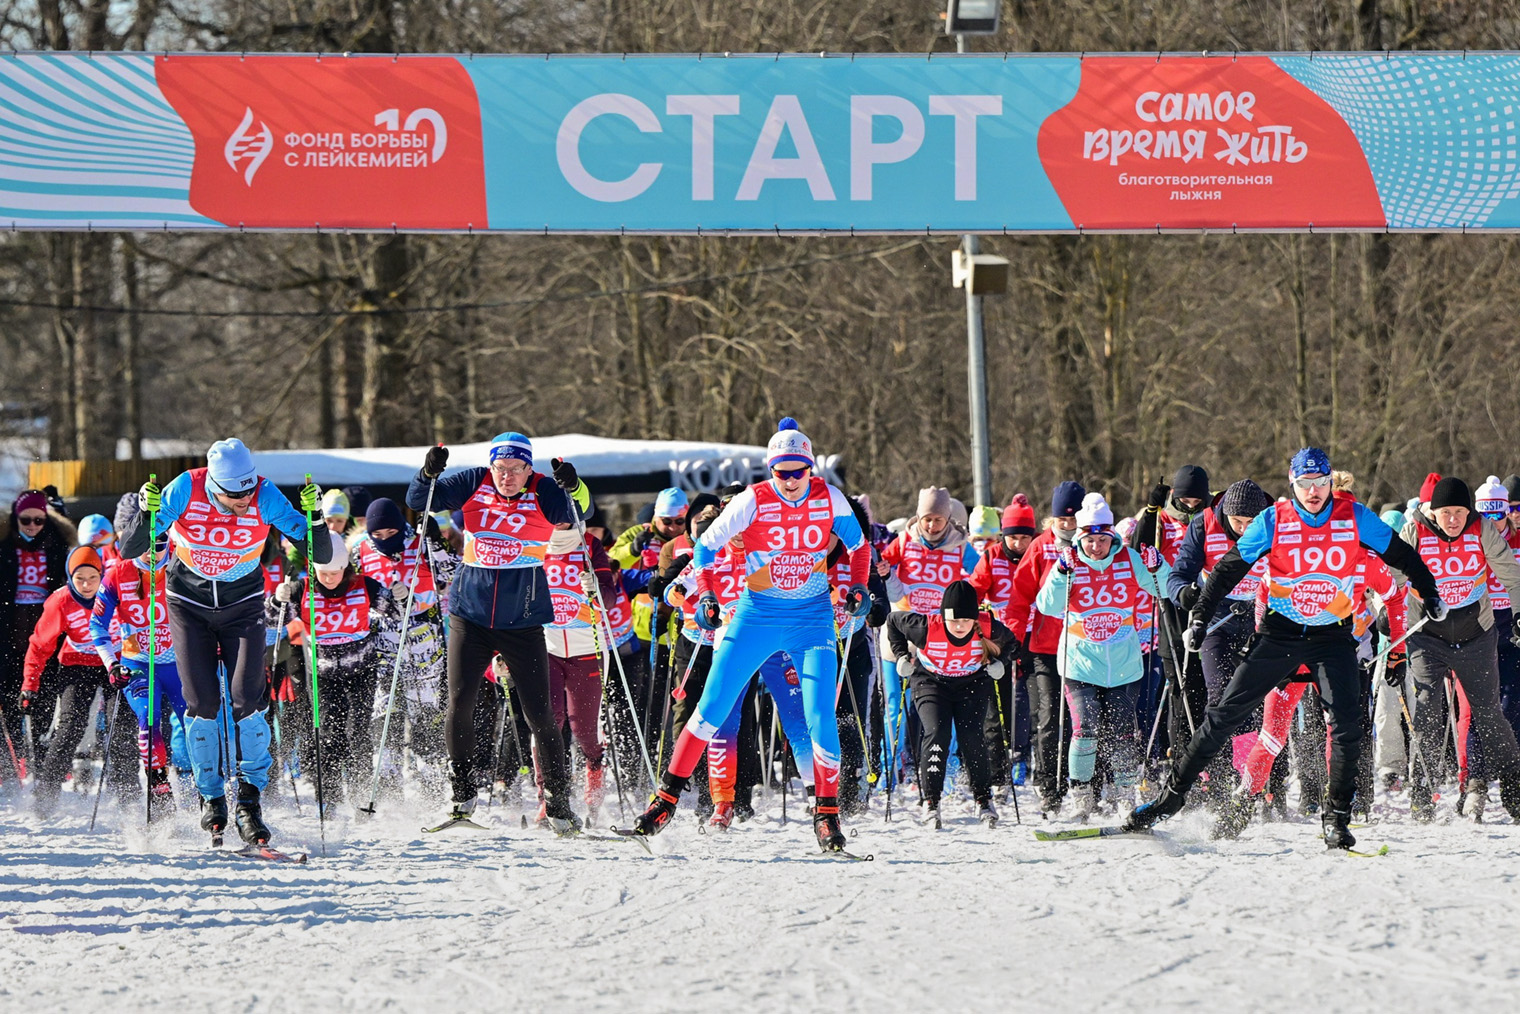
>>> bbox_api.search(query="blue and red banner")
[4,52,1520,232]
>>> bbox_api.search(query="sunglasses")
[1292,476,1332,491]
[217,488,255,501]
[656,516,687,527]
[772,468,809,481]
[18,513,45,526]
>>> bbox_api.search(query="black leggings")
[168,595,266,722]
[446,617,569,794]
[911,671,994,805]
[36,669,134,802]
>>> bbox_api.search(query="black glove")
[424,515,444,544]
[423,444,449,479]
[551,457,579,492]
[1146,481,1170,509]
[646,553,692,603]
[1176,585,1200,612]
[18,690,35,712]
[1382,648,1408,688]
[108,664,131,690]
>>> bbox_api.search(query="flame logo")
[224,107,273,186]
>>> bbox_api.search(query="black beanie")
[1505,474,1520,503]
[1430,476,1473,512]
[1220,479,1272,519]
[940,580,979,620]
[1051,480,1086,518]
[1172,464,1210,501]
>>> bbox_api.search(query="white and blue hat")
[489,432,533,466]
[206,438,258,495]
[653,487,688,518]
[1476,475,1509,518]
[77,514,114,547]
[1289,447,1331,479]
[766,417,814,469]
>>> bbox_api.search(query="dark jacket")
[406,466,577,630]
[885,610,1018,680]
[0,507,76,649]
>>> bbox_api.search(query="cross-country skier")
[968,494,1037,789]
[1036,493,1169,820]
[537,524,618,824]
[627,418,870,852]
[118,438,331,845]
[90,532,185,819]
[77,514,121,568]
[353,497,457,764]
[1460,475,1520,816]
[1165,479,1274,804]
[20,546,111,814]
[0,490,75,763]
[1007,481,1086,813]
[1124,448,1442,850]
[886,580,1016,826]
[273,531,401,813]
[405,434,590,833]
[827,496,891,816]
[1398,475,1520,822]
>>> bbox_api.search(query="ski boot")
[1322,807,1356,851]
[443,760,478,821]
[628,782,685,837]
[234,783,271,845]
[1211,789,1255,840]
[709,801,734,830]
[1037,787,1062,817]
[1498,772,1520,822]
[1121,771,1186,833]
[1068,782,1096,823]
[541,784,583,836]
[920,799,942,829]
[147,766,175,822]
[1409,780,1436,823]
[813,796,845,852]
[200,794,229,842]
[977,796,999,828]
[1459,782,1486,822]
[733,785,756,823]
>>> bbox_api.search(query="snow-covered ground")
[4,782,1518,1013]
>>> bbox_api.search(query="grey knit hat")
[916,486,953,519]
[1220,479,1272,519]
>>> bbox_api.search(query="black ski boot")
[542,782,583,837]
[200,794,229,840]
[234,783,271,845]
[1121,771,1187,833]
[733,784,756,823]
[1409,779,1435,823]
[813,796,846,852]
[1211,790,1255,840]
[1498,772,1520,822]
[147,766,175,822]
[628,774,687,837]
[1322,808,1356,851]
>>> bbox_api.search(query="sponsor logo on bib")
[475,537,523,567]
[769,551,814,592]
[189,547,241,576]
[1290,577,1340,618]
[1080,609,1124,643]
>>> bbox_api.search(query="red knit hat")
[1419,472,1442,505]
[1001,494,1037,536]
[67,546,103,576]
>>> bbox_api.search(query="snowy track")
[4,791,1520,1013]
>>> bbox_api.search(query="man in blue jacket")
[408,433,590,831]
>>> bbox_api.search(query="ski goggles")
[1079,525,1114,537]
[771,467,810,481]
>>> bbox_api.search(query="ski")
[1332,843,1390,858]
[821,849,874,861]
[1033,826,1149,841]
[422,815,490,833]
[230,844,308,864]
[608,826,656,854]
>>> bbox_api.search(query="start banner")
[4,51,1519,233]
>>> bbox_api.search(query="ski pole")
[89,690,122,832]
[363,468,439,815]
[837,623,871,802]
[269,600,302,813]
[599,674,629,823]
[485,685,507,812]
[0,697,25,786]
[658,640,700,769]
[145,472,158,828]
[500,670,531,777]
[1057,568,1071,787]
[23,714,36,786]
[582,578,629,822]
[571,500,659,789]
[219,662,239,810]
[303,474,327,857]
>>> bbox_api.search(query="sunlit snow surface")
[3,783,1517,1013]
